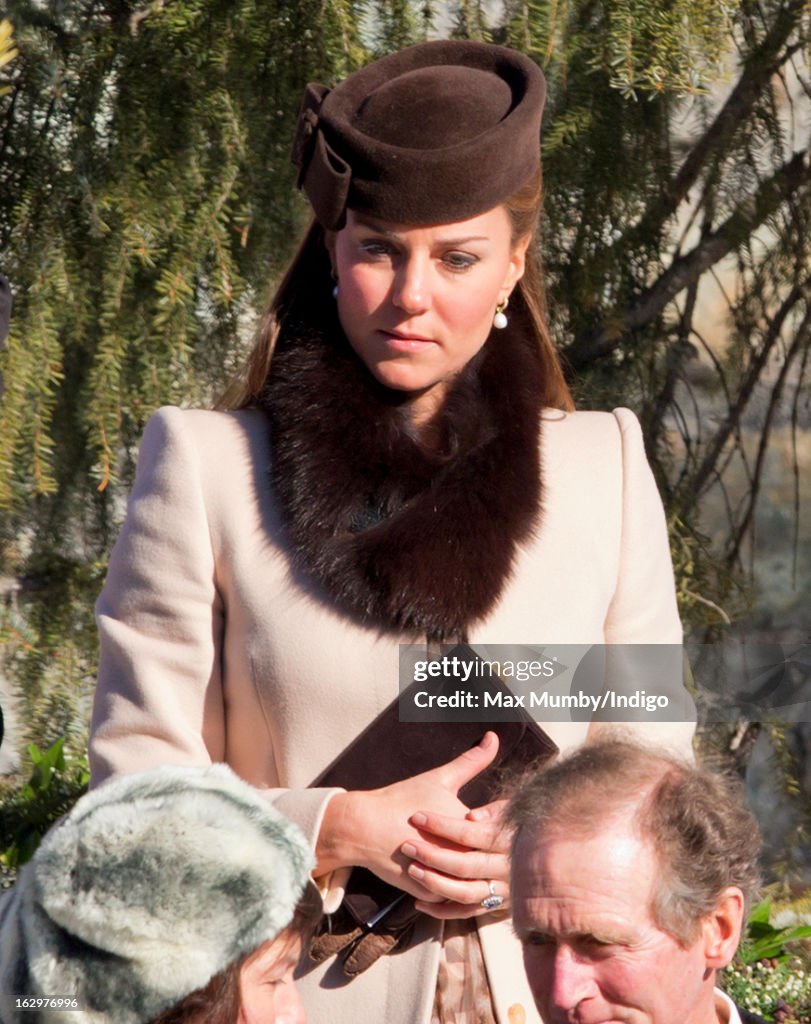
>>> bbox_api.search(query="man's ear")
[701,887,745,969]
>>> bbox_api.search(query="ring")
[480,880,504,911]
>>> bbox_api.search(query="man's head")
[507,738,761,1024]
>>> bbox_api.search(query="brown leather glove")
[309,871,420,977]
[309,904,363,965]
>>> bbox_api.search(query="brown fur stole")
[263,310,543,640]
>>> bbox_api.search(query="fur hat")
[0,764,315,1024]
[291,40,546,229]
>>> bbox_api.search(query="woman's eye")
[442,252,478,272]
[359,240,395,259]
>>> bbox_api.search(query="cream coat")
[89,404,694,1024]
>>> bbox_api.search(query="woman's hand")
[402,798,512,919]
[316,732,500,903]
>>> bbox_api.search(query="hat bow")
[291,82,351,230]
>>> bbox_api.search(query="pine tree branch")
[601,0,807,260]
[565,147,810,369]
[0,79,21,223]
[11,8,72,48]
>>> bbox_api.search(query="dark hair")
[222,170,573,413]
[501,167,573,412]
[145,885,321,1024]
[506,738,762,945]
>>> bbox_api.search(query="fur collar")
[263,308,543,640]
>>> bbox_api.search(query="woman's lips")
[379,330,437,351]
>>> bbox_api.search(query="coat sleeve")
[588,407,696,754]
[89,408,344,892]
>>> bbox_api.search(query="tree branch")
[607,0,808,257]
[723,304,811,570]
[565,148,810,369]
[675,279,807,513]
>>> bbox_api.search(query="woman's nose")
[391,257,429,315]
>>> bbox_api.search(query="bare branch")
[566,149,810,368]
[724,305,811,569]
[675,280,808,513]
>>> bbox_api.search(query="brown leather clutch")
[309,642,558,976]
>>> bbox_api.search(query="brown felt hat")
[291,40,546,230]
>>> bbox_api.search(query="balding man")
[507,738,765,1024]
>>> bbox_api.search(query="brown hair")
[506,738,762,946]
[221,169,573,412]
[145,885,321,1024]
[501,167,573,412]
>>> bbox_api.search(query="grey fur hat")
[0,764,315,1024]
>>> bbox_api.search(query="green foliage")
[0,0,375,752]
[723,958,811,1023]
[589,0,737,98]
[741,900,811,964]
[450,1,490,41]
[0,0,370,512]
[0,555,105,754]
[721,899,811,1022]
[667,514,749,631]
[500,0,738,97]
[0,739,89,881]
[371,1,431,50]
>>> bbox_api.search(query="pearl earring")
[332,283,339,300]
[493,299,508,330]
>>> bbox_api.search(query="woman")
[0,764,317,1024]
[89,40,694,1024]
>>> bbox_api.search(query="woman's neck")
[406,380,450,450]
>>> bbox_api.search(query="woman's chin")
[366,363,440,397]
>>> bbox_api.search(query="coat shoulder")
[539,407,646,480]
[143,405,269,453]
[139,406,271,484]
[540,406,641,445]
[132,406,277,544]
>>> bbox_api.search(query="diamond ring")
[480,880,504,910]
